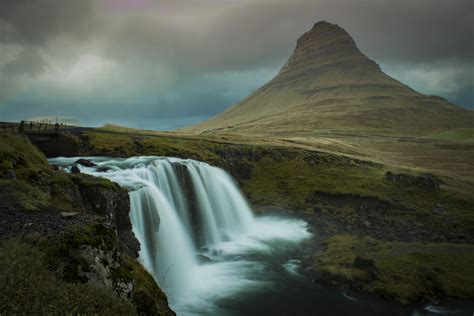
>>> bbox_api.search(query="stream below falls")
[49,156,474,316]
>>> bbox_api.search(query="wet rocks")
[71,165,81,174]
[76,158,97,167]
[195,254,212,264]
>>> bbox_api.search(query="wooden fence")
[0,120,66,134]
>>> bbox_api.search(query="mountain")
[186,21,473,136]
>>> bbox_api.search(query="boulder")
[76,158,97,167]
[71,165,81,174]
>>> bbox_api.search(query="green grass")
[83,131,220,161]
[429,128,474,141]
[83,132,137,156]
[313,235,474,303]
[0,133,48,171]
[0,179,50,211]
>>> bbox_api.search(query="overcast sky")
[0,0,473,129]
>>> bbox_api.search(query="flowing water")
[49,157,473,316]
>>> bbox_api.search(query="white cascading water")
[49,156,312,315]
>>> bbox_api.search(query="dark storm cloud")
[0,0,95,45]
[0,0,472,129]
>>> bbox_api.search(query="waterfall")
[186,160,254,246]
[49,156,312,315]
[123,158,257,293]
[50,157,256,287]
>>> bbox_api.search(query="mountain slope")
[186,21,473,136]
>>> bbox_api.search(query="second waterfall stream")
[49,156,312,315]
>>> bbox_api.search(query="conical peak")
[280,21,378,74]
[297,21,352,45]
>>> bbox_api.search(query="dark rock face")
[74,178,140,257]
[211,148,255,180]
[26,132,81,158]
[385,171,440,192]
[75,243,133,300]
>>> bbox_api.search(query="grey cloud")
[0,0,472,129]
[2,48,47,76]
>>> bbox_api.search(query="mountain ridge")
[186,21,473,136]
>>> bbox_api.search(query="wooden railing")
[0,120,67,134]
